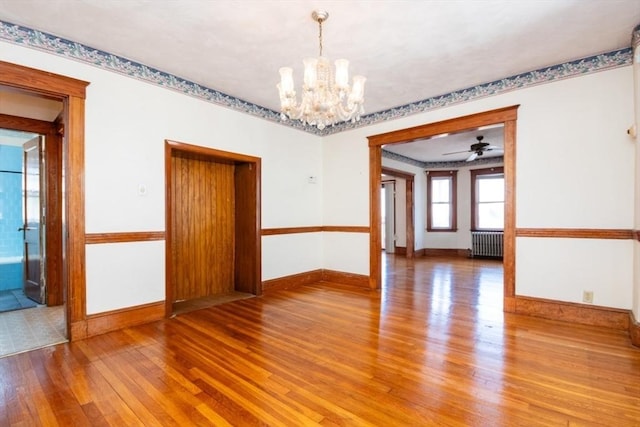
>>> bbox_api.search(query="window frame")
[471,166,505,231]
[426,170,457,232]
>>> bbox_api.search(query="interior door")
[22,136,45,304]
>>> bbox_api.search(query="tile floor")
[0,304,66,358]
[0,288,37,312]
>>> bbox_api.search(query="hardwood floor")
[1,255,639,426]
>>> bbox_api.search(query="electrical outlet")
[582,291,594,304]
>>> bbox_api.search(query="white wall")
[2,40,636,314]
[1,41,324,314]
[325,66,635,309]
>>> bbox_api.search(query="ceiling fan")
[443,135,501,162]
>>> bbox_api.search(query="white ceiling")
[0,0,637,161]
[384,125,505,163]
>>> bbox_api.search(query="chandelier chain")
[318,16,323,56]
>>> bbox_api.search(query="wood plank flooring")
[1,255,639,426]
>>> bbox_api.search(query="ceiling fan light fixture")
[277,10,367,130]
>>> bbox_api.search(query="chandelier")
[277,10,366,130]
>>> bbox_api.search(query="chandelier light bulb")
[276,10,366,130]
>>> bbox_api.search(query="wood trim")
[514,296,629,330]
[0,113,53,133]
[0,60,88,99]
[516,228,634,239]
[630,311,640,347]
[262,270,323,292]
[164,142,174,318]
[166,139,260,163]
[82,301,165,338]
[370,145,382,290]
[45,121,63,306]
[369,105,519,293]
[235,161,262,296]
[66,95,86,341]
[85,231,165,244]
[381,166,414,181]
[321,270,369,288]
[394,246,407,255]
[322,226,370,233]
[262,226,323,235]
[503,119,517,307]
[368,106,519,147]
[262,226,370,235]
[634,230,640,241]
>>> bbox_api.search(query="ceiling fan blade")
[442,149,471,155]
[484,145,502,151]
[466,152,478,162]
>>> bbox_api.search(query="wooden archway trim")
[368,106,519,313]
[0,60,89,340]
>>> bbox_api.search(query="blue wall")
[0,144,23,291]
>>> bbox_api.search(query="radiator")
[471,231,503,258]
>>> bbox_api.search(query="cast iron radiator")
[471,231,504,258]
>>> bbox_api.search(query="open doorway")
[368,106,518,312]
[0,105,66,356]
[381,167,415,258]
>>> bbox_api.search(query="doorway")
[368,106,519,312]
[0,60,89,344]
[165,140,261,316]
[0,121,66,357]
[382,167,415,258]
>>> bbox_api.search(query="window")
[427,170,457,231]
[471,167,504,230]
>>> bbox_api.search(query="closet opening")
[165,140,261,316]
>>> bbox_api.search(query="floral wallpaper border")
[0,19,632,136]
[382,149,503,169]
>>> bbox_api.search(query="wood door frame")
[368,106,519,312]
[0,60,89,339]
[164,140,262,317]
[381,167,415,258]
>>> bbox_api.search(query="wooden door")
[22,136,45,304]
[171,152,235,301]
